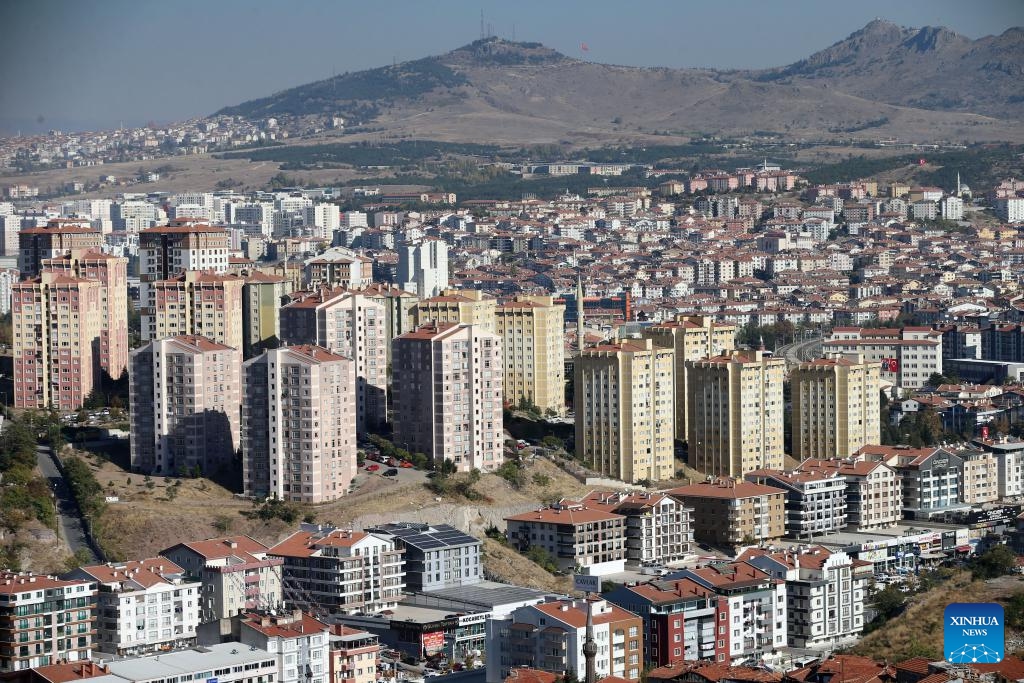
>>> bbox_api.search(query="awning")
[956,545,971,552]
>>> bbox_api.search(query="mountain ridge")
[215,21,1024,144]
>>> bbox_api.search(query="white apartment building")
[798,458,900,531]
[305,203,341,240]
[581,491,694,565]
[392,323,504,472]
[996,197,1024,223]
[230,201,275,236]
[739,546,870,649]
[941,195,964,221]
[269,525,405,616]
[242,345,357,504]
[973,437,1024,499]
[160,535,284,623]
[0,269,15,315]
[398,238,449,297]
[280,289,387,432]
[236,610,331,683]
[67,558,201,657]
[745,468,848,539]
[129,335,241,477]
[824,327,942,390]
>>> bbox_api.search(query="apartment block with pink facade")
[150,271,245,351]
[280,288,387,432]
[242,345,357,503]
[392,323,504,472]
[129,335,241,477]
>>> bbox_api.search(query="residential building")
[148,271,245,350]
[643,316,737,440]
[854,446,965,518]
[138,222,231,339]
[972,436,1024,499]
[796,459,900,531]
[234,610,331,683]
[17,220,103,279]
[486,597,643,683]
[666,480,785,548]
[392,323,504,473]
[0,269,15,316]
[995,197,1024,223]
[159,535,284,623]
[505,502,627,574]
[242,272,288,359]
[365,522,482,593]
[687,350,786,478]
[280,288,387,432]
[665,562,786,663]
[13,273,101,410]
[981,323,1024,363]
[268,525,405,616]
[791,354,880,460]
[784,655,896,683]
[496,296,566,415]
[738,547,870,649]
[602,577,728,666]
[66,559,200,656]
[0,572,96,673]
[414,289,497,334]
[580,491,694,565]
[357,282,419,365]
[398,239,449,297]
[305,252,373,289]
[129,335,241,477]
[959,448,999,505]
[823,327,942,390]
[328,624,380,683]
[575,339,676,484]
[242,346,357,504]
[744,469,848,539]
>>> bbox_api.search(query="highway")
[776,336,823,366]
[35,445,100,563]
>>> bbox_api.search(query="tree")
[872,584,906,620]
[971,544,1017,580]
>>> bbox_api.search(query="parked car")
[365,464,380,472]
[383,468,399,477]
[400,460,414,468]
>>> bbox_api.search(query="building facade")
[366,523,482,593]
[744,469,848,539]
[242,346,357,504]
[392,323,504,472]
[581,491,694,566]
[575,339,676,484]
[398,239,449,298]
[496,296,566,416]
[792,355,880,460]
[148,271,245,350]
[667,480,785,548]
[823,327,942,390]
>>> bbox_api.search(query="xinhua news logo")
[944,603,1004,663]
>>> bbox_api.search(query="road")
[35,445,100,563]
[777,336,823,366]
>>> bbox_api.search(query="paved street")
[777,336,823,366]
[35,445,100,562]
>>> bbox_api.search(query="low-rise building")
[160,535,284,623]
[666,480,785,548]
[328,624,380,683]
[269,524,405,617]
[0,572,97,673]
[66,559,200,656]
[796,459,900,531]
[233,610,331,683]
[580,491,694,565]
[854,446,966,519]
[972,437,1024,499]
[738,546,871,649]
[744,469,848,539]
[505,502,627,575]
[366,522,482,593]
[486,597,643,683]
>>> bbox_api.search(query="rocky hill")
[215,24,1024,144]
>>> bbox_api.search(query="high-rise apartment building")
[397,238,448,297]
[392,323,504,473]
[280,288,387,432]
[823,327,942,390]
[139,222,231,340]
[149,271,245,350]
[687,350,786,477]
[242,346,357,503]
[357,283,419,365]
[13,272,103,410]
[129,335,241,477]
[575,339,675,484]
[242,272,288,359]
[791,354,880,460]
[413,289,496,334]
[0,572,97,673]
[496,296,566,415]
[17,219,103,279]
[643,316,737,440]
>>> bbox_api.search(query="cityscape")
[1,3,1024,683]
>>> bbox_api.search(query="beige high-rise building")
[242,345,357,504]
[413,289,496,334]
[495,295,566,415]
[242,272,287,359]
[575,338,676,483]
[392,323,504,472]
[687,349,786,477]
[129,335,241,477]
[643,316,737,439]
[280,288,388,432]
[792,354,880,460]
[150,271,245,351]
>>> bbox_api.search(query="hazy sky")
[1,0,1021,135]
